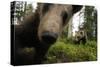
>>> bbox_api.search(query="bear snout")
[41,31,58,44]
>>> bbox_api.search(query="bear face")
[74,30,87,44]
[37,3,82,44]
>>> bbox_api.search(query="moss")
[44,40,97,63]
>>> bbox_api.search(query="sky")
[72,7,84,36]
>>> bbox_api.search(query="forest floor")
[43,40,97,64]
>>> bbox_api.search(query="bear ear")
[72,5,83,14]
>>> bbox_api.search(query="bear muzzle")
[41,31,58,44]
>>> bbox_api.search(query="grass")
[43,40,97,63]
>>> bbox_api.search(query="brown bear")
[11,3,82,65]
[74,28,87,44]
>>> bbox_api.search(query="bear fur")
[11,3,82,65]
[74,28,87,44]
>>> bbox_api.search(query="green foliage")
[15,2,34,21]
[15,2,25,20]
[83,6,97,40]
[86,40,97,48]
[25,3,33,14]
[44,40,97,63]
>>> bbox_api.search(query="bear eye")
[62,11,68,25]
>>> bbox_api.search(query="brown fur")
[12,3,82,65]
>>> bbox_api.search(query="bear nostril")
[41,32,58,44]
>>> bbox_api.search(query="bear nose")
[41,32,58,44]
